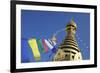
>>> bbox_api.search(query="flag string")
[53,28,66,37]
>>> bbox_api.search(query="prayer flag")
[44,39,54,49]
[42,39,49,52]
[28,38,41,61]
[36,39,45,53]
[46,39,57,53]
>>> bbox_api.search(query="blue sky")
[21,10,90,62]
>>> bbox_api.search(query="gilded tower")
[53,19,82,61]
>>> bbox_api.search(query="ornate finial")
[71,17,74,21]
[66,18,77,31]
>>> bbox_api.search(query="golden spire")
[53,19,82,61]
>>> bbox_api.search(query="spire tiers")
[53,19,82,61]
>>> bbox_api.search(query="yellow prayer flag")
[28,38,41,61]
